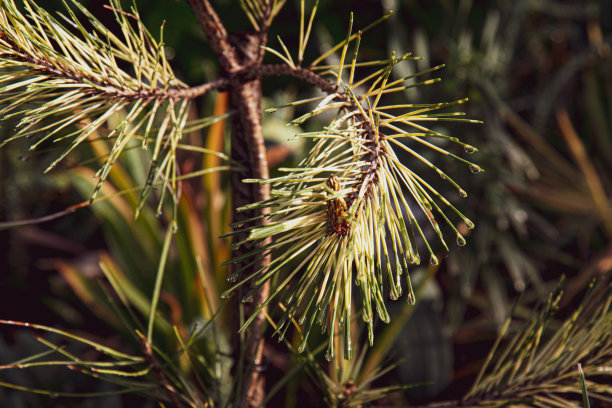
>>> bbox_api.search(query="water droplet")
[459,189,468,198]
[172,222,179,233]
[156,210,163,216]
[469,164,483,173]
[465,219,475,229]
[439,172,447,180]
[325,348,334,361]
[464,145,478,154]
[407,291,416,305]
[430,255,439,265]
[220,292,232,299]
[227,275,237,283]
[513,209,528,223]
[395,281,403,294]
[456,234,466,246]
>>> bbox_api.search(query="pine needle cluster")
[224,12,482,359]
[0,0,204,219]
[463,277,612,407]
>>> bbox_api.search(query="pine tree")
[0,1,609,407]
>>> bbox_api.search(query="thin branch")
[0,32,226,102]
[0,201,87,230]
[2,43,342,108]
[186,0,240,72]
[173,79,229,100]
[250,63,339,95]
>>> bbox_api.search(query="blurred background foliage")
[0,0,610,406]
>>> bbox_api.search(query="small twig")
[175,78,229,100]
[245,63,339,95]
[0,201,87,230]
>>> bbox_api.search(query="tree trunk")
[229,31,271,408]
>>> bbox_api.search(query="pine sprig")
[461,277,612,408]
[0,0,220,217]
[224,17,482,359]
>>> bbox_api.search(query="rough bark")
[186,2,272,407]
[229,31,271,408]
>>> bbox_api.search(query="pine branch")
[223,14,482,359]
[0,30,223,102]
[249,63,339,94]
[0,0,225,218]
[412,279,612,408]
[467,279,611,407]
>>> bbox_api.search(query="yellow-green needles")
[224,8,482,360]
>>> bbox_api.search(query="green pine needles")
[464,277,612,407]
[223,14,482,359]
[0,0,220,221]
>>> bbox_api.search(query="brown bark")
[185,0,240,73]
[228,30,272,408]
[186,2,272,407]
